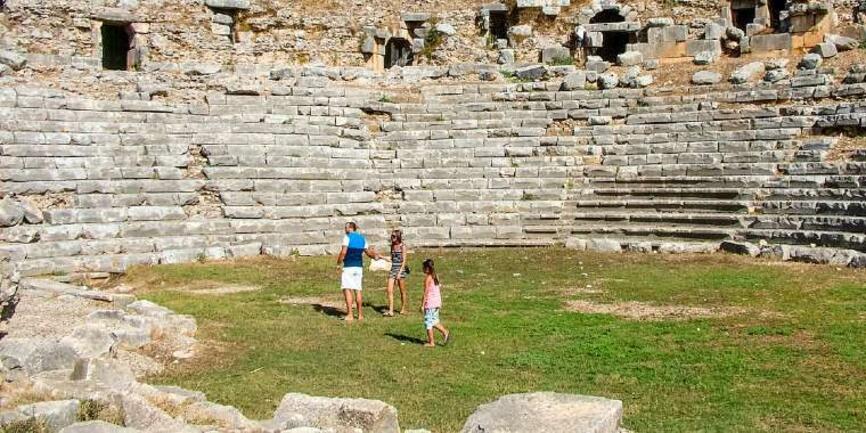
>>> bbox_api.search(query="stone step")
[567,224,866,251]
[584,175,866,188]
[571,211,866,233]
[573,198,750,212]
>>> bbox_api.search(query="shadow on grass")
[312,304,345,318]
[385,332,427,345]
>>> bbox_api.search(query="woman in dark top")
[384,229,409,317]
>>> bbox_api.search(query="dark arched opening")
[385,38,413,69]
[590,9,625,24]
[768,0,787,31]
[101,23,134,70]
[489,11,509,40]
[732,6,756,32]
[589,9,629,62]
[596,32,629,62]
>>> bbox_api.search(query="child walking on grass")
[421,259,450,348]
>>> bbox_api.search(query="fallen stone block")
[811,42,837,58]
[616,51,643,67]
[60,421,142,433]
[461,392,622,433]
[204,0,250,9]
[720,241,761,257]
[798,53,823,70]
[692,70,721,85]
[598,72,618,89]
[587,239,622,253]
[825,34,858,52]
[0,198,24,227]
[15,400,80,432]
[272,393,400,433]
[731,62,765,83]
[0,50,27,71]
[514,64,547,81]
[560,71,586,90]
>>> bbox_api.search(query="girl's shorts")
[424,308,440,330]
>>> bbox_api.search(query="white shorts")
[341,267,363,291]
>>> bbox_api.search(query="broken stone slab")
[60,325,119,359]
[272,393,400,433]
[764,68,789,83]
[182,401,259,431]
[720,241,761,257]
[498,49,515,65]
[401,12,430,22]
[0,198,25,227]
[60,421,142,433]
[798,53,823,70]
[704,22,724,40]
[825,34,858,52]
[508,24,532,46]
[783,246,857,267]
[70,358,137,390]
[460,392,622,433]
[587,239,622,253]
[20,279,134,305]
[183,63,221,76]
[121,394,199,433]
[0,338,79,374]
[811,42,837,58]
[541,46,571,64]
[598,72,618,89]
[0,50,27,71]
[585,58,610,73]
[204,0,250,9]
[692,70,721,85]
[693,51,717,65]
[730,61,765,84]
[560,71,587,90]
[15,400,80,432]
[514,64,547,81]
[435,23,457,36]
[616,51,643,67]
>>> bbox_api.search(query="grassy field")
[118,248,866,433]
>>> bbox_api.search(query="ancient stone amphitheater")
[0,0,865,432]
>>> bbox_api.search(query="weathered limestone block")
[0,50,27,71]
[60,421,142,433]
[272,393,400,433]
[461,393,622,433]
[11,400,81,432]
[205,0,250,9]
[730,62,766,83]
[692,71,721,85]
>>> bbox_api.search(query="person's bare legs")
[386,278,395,316]
[425,328,436,347]
[434,323,449,340]
[355,290,364,321]
[342,289,354,322]
[397,279,408,315]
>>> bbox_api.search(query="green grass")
[123,248,866,433]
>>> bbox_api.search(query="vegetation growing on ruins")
[420,19,445,60]
[125,249,866,433]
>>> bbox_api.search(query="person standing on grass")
[337,221,381,322]
[421,259,450,347]
[384,229,409,317]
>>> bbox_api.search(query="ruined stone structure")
[1,0,866,277]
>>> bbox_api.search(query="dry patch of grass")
[189,285,260,295]
[564,299,748,321]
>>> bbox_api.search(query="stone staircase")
[1,75,865,275]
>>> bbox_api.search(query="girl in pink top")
[421,259,450,348]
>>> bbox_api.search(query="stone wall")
[2,65,866,275]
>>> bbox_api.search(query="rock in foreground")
[273,393,400,433]
[461,392,622,433]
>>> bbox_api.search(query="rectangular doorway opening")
[101,23,133,70]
